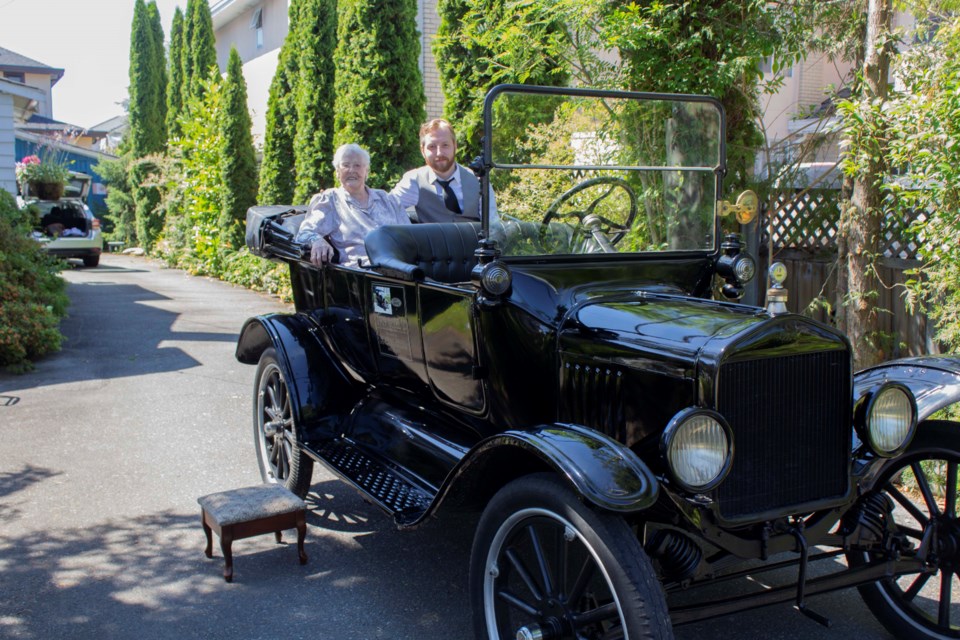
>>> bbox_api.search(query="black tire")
[849,420,960,639]
[83,254,100,267]
[470,473,672,640]
[253,348,313,498]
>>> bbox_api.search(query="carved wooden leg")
[275,530,283,543]
[296,512,308,565]
[202,513,213,559]
[220,527,234,583]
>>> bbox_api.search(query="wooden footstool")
[198,484,308,582]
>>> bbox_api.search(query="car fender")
[854,355,960,423]
[439,423,659,514]
[236,313,359,437]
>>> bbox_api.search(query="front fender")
[442,423,658,514]
[236,313,359,440]
[854,355,960,422]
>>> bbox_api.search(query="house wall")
[22,72,53,118]
[214,0,289,72]
[239,48,280,146]
[419,0,443,119]
[0,94,15,196]
[761,56,849,148]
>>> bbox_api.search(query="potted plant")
[15,153,70,200]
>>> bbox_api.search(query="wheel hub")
[515,616,563,640]
[935,515,960,571]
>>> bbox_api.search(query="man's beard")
[429,156,454,174]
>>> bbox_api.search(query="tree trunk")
[836,0,891,369]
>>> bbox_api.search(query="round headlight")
[865,384,917,457]
[662,409,733,492]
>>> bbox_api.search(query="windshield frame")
[479,84,728,260]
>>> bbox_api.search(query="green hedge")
[0,190,69,373]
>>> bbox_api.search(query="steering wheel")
[541,177,638,249]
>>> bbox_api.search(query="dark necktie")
[436,178,462,214]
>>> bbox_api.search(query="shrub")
[0,189,68,372]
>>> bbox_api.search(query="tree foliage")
[160,71,227,273]
[146,0,168,148]
[156,71,290,297]
[97,155,137,244]
[884,14,960,351]
[128,0,166,157]
[293,0,337,203]
[259,0,303,205]
[127,0,167,249]
[220,48,259,250]
[131,156,164,250]
[333,0,425,186]
[183,0,218,100]
[434,0,570,162]
[166,7,186,141]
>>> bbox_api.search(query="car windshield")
[485,88,724,258]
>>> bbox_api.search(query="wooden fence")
[754,189,939,358]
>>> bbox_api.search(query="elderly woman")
[296,143,409,266]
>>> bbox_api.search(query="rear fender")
[439,423,659,514]
[854,355,960,423]
[236,314,359,439]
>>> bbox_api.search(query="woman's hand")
[310,237,336,265]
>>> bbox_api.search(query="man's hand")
[310,237,336,265]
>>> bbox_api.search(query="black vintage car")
[237,85,960,639]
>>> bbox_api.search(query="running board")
[308,440,434,526]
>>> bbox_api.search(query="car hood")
[561,292,848,372]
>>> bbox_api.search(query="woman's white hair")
[332,143,370,168]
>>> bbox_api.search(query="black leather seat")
[365,223,481,283]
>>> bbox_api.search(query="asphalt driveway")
[0,254,893,639]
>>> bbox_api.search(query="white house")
[0,76,43,196]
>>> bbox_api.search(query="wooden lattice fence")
[756,189,938,358]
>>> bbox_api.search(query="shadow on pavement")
[0,278,237,393]
[0,495,477,639]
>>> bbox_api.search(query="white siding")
[0,94,16,197]
[241,48,280,146]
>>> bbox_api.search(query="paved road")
[0,255,893,639]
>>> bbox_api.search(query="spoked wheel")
[471,473,672,640]
[850,421,960,639]
[542,177,638,249]
[253,348,313,498]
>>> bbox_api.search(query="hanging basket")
[31,181,64,201]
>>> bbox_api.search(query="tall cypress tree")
[293,0,337,203]
[146,1,167,149]
[184,0,217,99]
[128,0,167,249]
[333,0,424,186]
[220,48,258,249]
[259,0,303,205]
[128,0,165,156]
[166,7,185,140]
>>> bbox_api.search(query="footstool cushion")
[198,483,308,582]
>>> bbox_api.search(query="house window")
[3,71,25,84]
[251,7,264,50]
[759,56,793,78]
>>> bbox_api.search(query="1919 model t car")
[238,85,960,639]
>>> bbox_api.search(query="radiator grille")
[716,350,850,520]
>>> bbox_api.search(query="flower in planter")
[16,153,70,187]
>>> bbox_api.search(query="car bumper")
[40,233,104,259]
